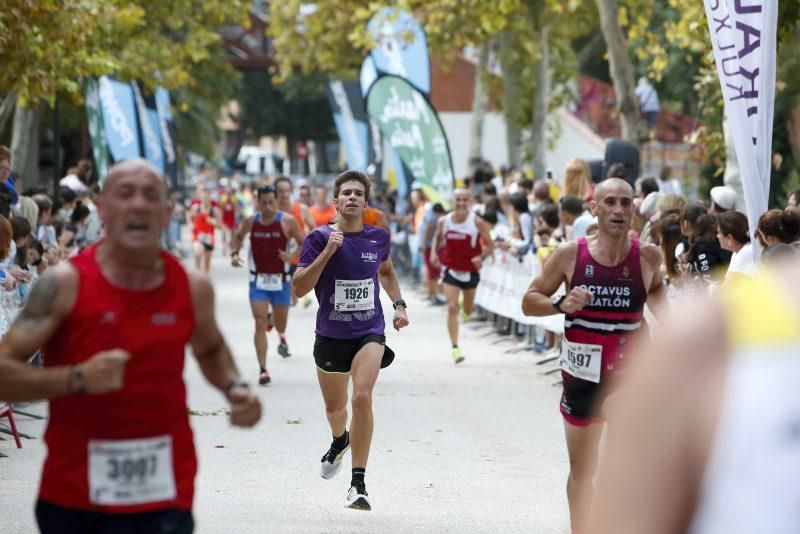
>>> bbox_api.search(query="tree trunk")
[595,0,647,147]
[0,93,16,137]
[10,99,45,189]
[499,32,522,169]
[529,26,550,180]
[468,41,490,173]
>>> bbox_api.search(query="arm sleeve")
[298,229,323,268]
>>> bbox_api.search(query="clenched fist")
[228,386,262,428]
[324,231,344,256]
[82,349,131,394]
[560,287,594,314]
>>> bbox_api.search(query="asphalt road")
[0,253,570,533]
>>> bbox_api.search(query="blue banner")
[132,82,164,172]
[98,76,140,162]
[366,7,431,95]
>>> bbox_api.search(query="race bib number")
[334,279,375,311]
[448,269,472,283]
[559,340,603,383]
[198,232,212,246]
[89,435,176,506]
[256,273,283,291]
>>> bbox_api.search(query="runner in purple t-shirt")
[293,170,409,511]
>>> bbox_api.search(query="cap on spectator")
[710,186,737,211]
[640,191,661,216]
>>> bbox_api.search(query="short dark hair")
[537,204,560,229]
[639,176,659,197]
[58,186,78,203]
[10,215,31,240]
[70,201,90,224]
[274,176,292,190]
[257,185,276,199]
[432,203,445,214]
[33,194,52,215]
[333,170,370,201]
[509,192,529,214]
[559,195,584,216]
[518,178,534,191]
[717,210,750,244]
[607,162,626,180]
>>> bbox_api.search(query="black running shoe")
[346,482,371,511]
[258,371,271,385]
[320,432,350,479]
[278,342,291,358]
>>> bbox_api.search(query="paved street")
[0,254,570,533]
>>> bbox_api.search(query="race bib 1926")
[88,435,176,506]
[559,339,603,383]
[334,279,375,312]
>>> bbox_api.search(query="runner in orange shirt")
[309,184,337,228]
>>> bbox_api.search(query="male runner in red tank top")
[0,160,261,533]
[522,178,664,534]
[430,189,493,364]
[231,185,305,385]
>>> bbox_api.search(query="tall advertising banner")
[366,7,431,95]
[703,0,778,257]
[85,79,110,183]
[326,79,370,172]
[155,87,178,186]
[366,75,455,209]
[131,82,165,172]
[98,76,141,163]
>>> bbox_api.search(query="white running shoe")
[320,434,350,479]
[346,483,371,511]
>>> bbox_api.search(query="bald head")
[594,178,634,200]
[104,159,167,202]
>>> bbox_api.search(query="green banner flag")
[85,78,110,183]
[366,75,454,209]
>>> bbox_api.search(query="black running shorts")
[440,267,480,290]
[313,334,395,374]
[35,500,194,534]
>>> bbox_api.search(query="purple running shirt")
[298,224,391,339]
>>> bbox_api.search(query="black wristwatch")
[224,378,250,399]
[552,294,567,314]
[392,298,407,310]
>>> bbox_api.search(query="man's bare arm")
[521,242,574,316]
[641,244,666,318]
[476,217,494,258]
[0,266,78,401]
[429,218,445,263]
[230,216,254,255]
[378,256,402,303]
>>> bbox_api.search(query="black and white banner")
[704,0,778,257]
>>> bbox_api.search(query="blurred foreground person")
[0,160,261,533]
[591,257,800,533]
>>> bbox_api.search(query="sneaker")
[258,371,271,385]
[452,347,465,364]
[278,342,291,358]
[346,483,371,511]
[320,433,350,479]
[459,309,471,322]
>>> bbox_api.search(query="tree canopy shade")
[0,0,250,106]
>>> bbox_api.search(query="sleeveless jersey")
[220,198,236,228]
[39,244,197,512]
[249,212,288,275]
[690,272,800,534]
[192,205,215,246]
[439,212,482,272]
[562,237,647,387]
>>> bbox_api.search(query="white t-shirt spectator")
[571,210,594,240]
[726,243,757,279]
[59,174,89,193]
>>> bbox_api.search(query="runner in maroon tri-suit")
[521,178,664,534]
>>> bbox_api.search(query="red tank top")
[192,210,215,245]
[249,212,288,274]
[563,237,647,386]
[221,199,236,228]
[439,212,482,272]
[39,244,197,512]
